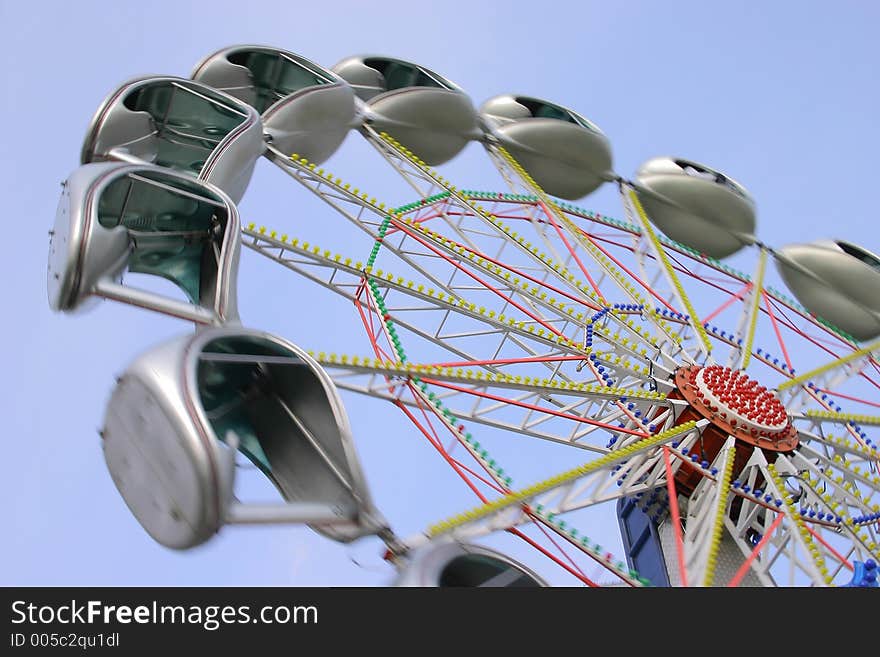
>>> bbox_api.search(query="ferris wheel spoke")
[780,337,880,396]
[705,282,754,324]
[796,424,880,467]
[718,467,787,586]
[785,376,875,429]
[406,434,712,588]
[392,380,635,587]
[680,438,736,586]
[734,453,831,585]
[590,229,681,315]
[773,450,880,570]
[486,144,695,355]
[792,443,880,515]
[620,186,714,360]
[524,201,609,299]
[363,127,605,303]
[315,356,668,407]
[629,233,674,313]
[370,128,690,354]
[263,149,461,297]
[244,227,677,389]
[724,520,784,587]
[727,249,768,370]
[386,215,602,325]
[418,420,703,539]
[319,358,668,451]
[809,385,880,410]
[358,126,449,200]
[759,292,797,372]
[417,379,656,439]
[759,296,880,380]
[448,453,665,541]
[787,452,878,566]
[783,368,880,451]
[762,291,861,354]
[800,410,880,428]
[467,149,573,270]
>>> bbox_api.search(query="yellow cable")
[804,410,880,427]
[625,187,713,357]
[703,444,736,586]
[779,338,880,391]
[427,421,699,536]
[739,249,767,369]
[766,463,832,585]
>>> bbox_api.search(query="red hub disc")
[665,365,797,493]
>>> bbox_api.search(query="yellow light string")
[427,421,699,536]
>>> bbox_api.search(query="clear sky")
[3,0,879,586]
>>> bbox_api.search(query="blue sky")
[3,1,879,586]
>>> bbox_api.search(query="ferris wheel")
[47,45,880,587]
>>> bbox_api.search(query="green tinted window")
[228,51,331,113]
[837,242,880,272]
[197,337,302,474]
[97,172,226,304]
[674,159,749,200]
[364,58,450,91]
[534,104,569,122]
[123,82,246,173]
[515,96,599,131]
[439,555,540,587]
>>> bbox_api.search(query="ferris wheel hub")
[675,365,797,452]
[675,365,797,450]
[668,365,798,494]
[694,365,788,434]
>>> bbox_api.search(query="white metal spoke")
[680,437,735,586]
[415,420,705,541]
[727,248,768,370]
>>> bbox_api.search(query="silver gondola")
[102,327,386,549]
[774,240,880,341]
[481,94,613,200]
[394,539,547,587]
[81,76,264,203]
[192,45,356,165]
[47,163,240,325]
[333,55,479,165]
[634,156,756,259]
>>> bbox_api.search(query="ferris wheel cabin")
[80,76,264,203]
[192,45,356,164]
[480,94,613,200]
[102,328,383,549]
[634,157,756,260]
[333,55,479,165]
[47,163,241,324]
[394,540,547,587]
[774,240,880,341]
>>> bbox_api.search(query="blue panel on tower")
[617,497,670,587]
